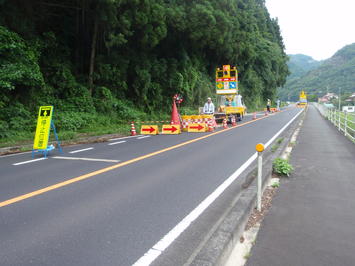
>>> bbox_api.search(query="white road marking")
[52,156,119,163]
[69,147,94,154]
[109,135,142,141]
[13,158,47,166]
[1,151,32,158]
[137,136,150,140]
[133,109,304,266]
[108,141,126,146]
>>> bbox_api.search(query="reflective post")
[256,143,265,212]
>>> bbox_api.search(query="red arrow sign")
[142,126,155,133]
[190,124,204,131]
[163,126,177,132]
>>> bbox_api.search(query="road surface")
[0,107,302,265]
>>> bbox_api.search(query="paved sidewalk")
[246,105,355,266]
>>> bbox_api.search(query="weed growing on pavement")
[271,182,280,188]
[273,158,294,176]
[276,137,284,144]
[271,144,279,152]
[244,252,251,259]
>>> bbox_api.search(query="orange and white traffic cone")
[208,119,214,132]
[253,112,257,120]
[130,121,137,136]
[223,118,228,129]
[231,116,237,127]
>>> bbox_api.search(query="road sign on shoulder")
[188,123,207,133]
[141,125,159,135]
[33,106,53,150]
[162,125,181,134]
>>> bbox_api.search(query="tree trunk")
[88,17,98,94]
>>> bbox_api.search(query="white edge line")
[109,135,142,141]
[13,157,47,166]
[1,151,32,158]
[137,136,151,139]
[52,156,119,163]
[108,140,126,146]
[69,147,94,154]
[133,108,304,266]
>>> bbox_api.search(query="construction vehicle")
[297,90,307,107]
[213,65,246,122]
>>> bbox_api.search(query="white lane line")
[69,147,94,154]
[137,136,150,140]
[108,141,126,146]
[52,156,119,163]
[1,151,32,158]
[109,135,142,141]
[13,158,47,166]
[133,108,304,266]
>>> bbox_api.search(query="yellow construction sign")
[188,123,207,133]
[140,125,159,135]
[33,106,53,150]
[161,125,181,134]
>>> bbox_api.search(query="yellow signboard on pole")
[33,106,53,150]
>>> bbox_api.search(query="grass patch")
[273,158,294,177]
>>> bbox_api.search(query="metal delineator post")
[255,143,265,212]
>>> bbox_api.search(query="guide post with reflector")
[256,143,265,211]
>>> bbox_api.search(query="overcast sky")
[265,0,355,61]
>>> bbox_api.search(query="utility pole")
[338,87,341,111]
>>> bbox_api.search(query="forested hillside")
[278,43,355,101]
[0,0,288,139]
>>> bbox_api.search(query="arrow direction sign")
[140,125,159,135]
[188,123,206,133]
[162,125,181,134]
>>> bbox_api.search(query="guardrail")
[315,103,355,143]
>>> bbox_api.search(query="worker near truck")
[203,97,215,114]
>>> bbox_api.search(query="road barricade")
[161,125,181,134]
[188,123,207,133]
[140,125,159,135]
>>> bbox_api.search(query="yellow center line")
[0,110,284,208]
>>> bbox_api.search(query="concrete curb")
[188,110,306,266]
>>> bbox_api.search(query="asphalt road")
[0,107,302,266]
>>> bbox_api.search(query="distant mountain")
[278,44,355,101]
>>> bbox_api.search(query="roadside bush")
[273,158,294,176]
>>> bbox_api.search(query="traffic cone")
[208,119,214,132]
[231,116,237,127]
[130,121,137,136]
[253,112,257,120]
[170,100,180,125]
[223,118,228,129]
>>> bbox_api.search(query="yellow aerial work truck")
[297,90,307,107]
[214,65,246,122]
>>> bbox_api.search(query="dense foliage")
[0,0,288,138]
[279,44,355,101]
